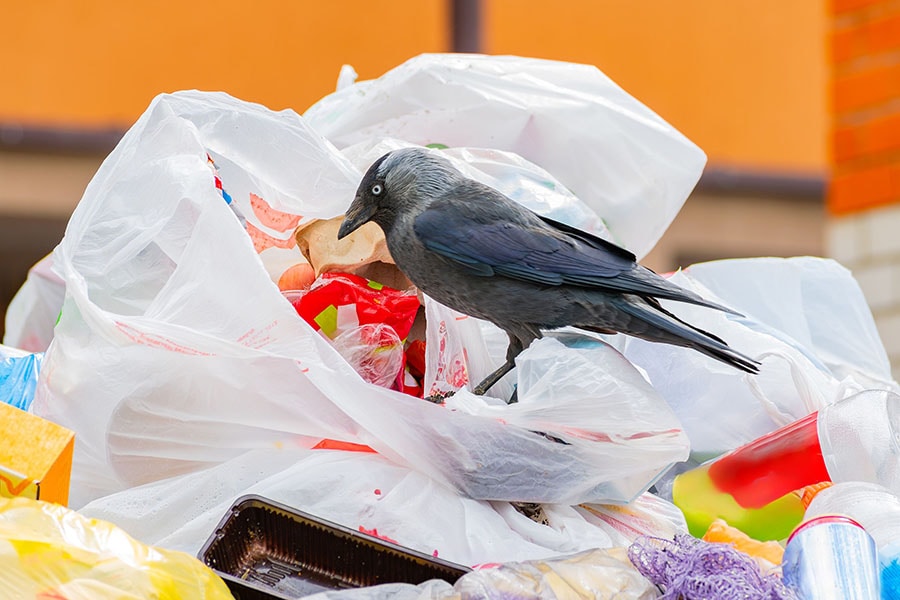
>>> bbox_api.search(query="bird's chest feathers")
[384,232,496,315]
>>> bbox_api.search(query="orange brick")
[867,112,900,154]
[832,26,863,63]
[834,13,900,63]
[833,0,883,14]
[869,13,900,53]
[829,161,900,214]
[834,61,900,113]
[834,112,900,163]
[833,125,863,162]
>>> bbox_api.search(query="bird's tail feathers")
[611,268,744,317]
[605,297,760,374]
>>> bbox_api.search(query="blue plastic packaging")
[881,542,900,600]
[0,352,42,411]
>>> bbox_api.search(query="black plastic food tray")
[199,494,470,600]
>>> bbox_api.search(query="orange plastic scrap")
[798,481,833,509]
[702,518,784,567]
[311,439,377,453]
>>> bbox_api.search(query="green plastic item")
[673,463,806,541]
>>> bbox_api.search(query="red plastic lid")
[788,514,865,544]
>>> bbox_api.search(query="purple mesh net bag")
[627,534,796,599]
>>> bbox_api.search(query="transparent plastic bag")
[306,53,707,259]
[610,257,894,457]
[0,496,231,600]
[453,548,658,600]
[423,296,513,401]
[332,324,405,390]
[341,138,614,241]
[278,548,659,600]
[436,334,690,503]
[80,447,685,572]
[685,256,896,390]
[3,252,65,352]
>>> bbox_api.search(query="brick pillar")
[828,0,900,379]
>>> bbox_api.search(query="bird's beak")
[337,196,376,240]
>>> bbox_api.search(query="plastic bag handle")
[746,350,826,426]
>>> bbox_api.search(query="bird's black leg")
[472,360,516,397]
[472,333,530,403]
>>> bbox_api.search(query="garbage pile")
[1,53,900,599]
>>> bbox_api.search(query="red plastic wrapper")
[289,273,424,397]
[291,272,420,341]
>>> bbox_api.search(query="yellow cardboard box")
[0,402,74,505]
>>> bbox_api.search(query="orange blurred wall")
[483,0,828,174]
[0,1,449,129]
[2,1,826,175]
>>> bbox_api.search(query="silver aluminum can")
[782,515,880,599]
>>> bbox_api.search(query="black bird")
[338,148,759,400]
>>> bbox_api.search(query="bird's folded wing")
[412,197,737,313]
[412,200,635,285]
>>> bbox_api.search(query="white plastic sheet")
[610,257,899,456]
[3,253,64,353]
[79,448,685,569]
[305,53,707,259]
[340,138,613,241]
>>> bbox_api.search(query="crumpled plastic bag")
[3,253,64,353]
[331,324,406,390]
[685,256,895,390]
[340,137,614,242]
[438,334,690,502]
[0,496,231,600]
[305,53,707,259]
[79,447,687,570]
[31,89,691,509]
[609,256,899,457]
[453,548,659,600]
[293,548,659,600]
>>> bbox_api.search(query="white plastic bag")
[422,296,515,401]
[451,548,659,600]
[79,447,684,569]
[422,301,690,502]
[305,53,707,259]
[34,91,363,507]
[33,90,690,509]
[438,335,690,502]
[341,138,613,240]
[3,252,65,352]
[610,256,898,457]
[685,256,896,390]
[297,548,659,600]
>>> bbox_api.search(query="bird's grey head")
[337,147,462,240]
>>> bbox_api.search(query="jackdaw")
[338,148,759,400]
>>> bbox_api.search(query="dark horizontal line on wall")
[0,122,125,155]
[0,122,826,202]
[698,166,826,200]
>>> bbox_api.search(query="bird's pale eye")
[371,183,383,196]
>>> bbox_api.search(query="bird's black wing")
[412,189,634,284]
[537,214,636,263]
[413,184,741,312]
[417,214,632,283]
